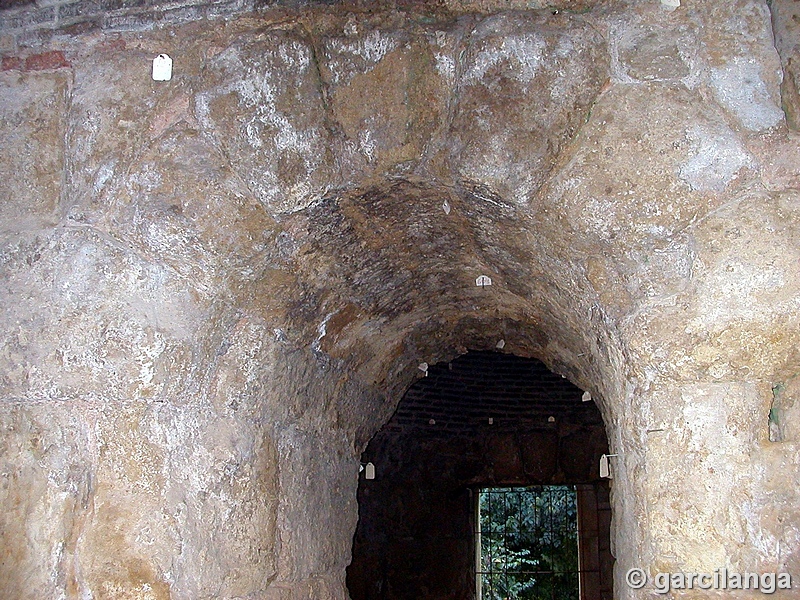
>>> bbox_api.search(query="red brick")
[24,50,69,71]
[1,56,23,71]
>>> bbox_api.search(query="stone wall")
[0,0,603,50]
[1,0,800,598]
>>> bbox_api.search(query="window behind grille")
[476,486,579,600]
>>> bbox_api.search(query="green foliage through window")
[477,486,579,600]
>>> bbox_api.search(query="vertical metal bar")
[476,489,482,600]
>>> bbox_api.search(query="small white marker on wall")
[582,391,592,402]
[152,54,173,81]
[442,200,451,215]
[476,275,492,288]
[418,362,429,377]
[365,462,375,480]
[496,339,505,349]
[600,454,619,479]
[488,417,494,425]
[660,0,680,9]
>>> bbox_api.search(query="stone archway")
[265,175,628,598]
[346,350,614,600]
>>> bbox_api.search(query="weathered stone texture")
[0,70,67,231]
[0,0,799,599]
[318,18,453,182]
[452,12,609,203]
[197,30,336,214]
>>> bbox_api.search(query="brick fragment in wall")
[1,50,69,70]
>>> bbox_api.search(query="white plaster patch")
[326,30,398,84]
[93,162,116,192]
[582,196,616,240]
[128,168,163,193]
[434,53,455,83]
[197,41,326,213]
[710,58,784,131]
[358,129,377,163]
[312,312,335,356]
[278,40,311,73]
[554,36,574,59]
[465,34,546,84]
[679,125,752,192]
[134,328,167,396]
[356,30,397,64]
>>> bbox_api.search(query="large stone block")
[105,123,280,301]
[0,226,209,402]
[196,30,337,215]
[0,405,93,599]
[319,18,452,181]
[0,71,67,231]
[642,383,767,572]
[451,11,609,204]
[624,192,800,384]
[67,44,165,213]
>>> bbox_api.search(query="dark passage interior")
[347,351,614,600]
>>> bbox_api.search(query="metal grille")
[477,486,579,600]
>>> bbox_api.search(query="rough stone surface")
[0,70,67,231]
[0,0,799,599]
[450,11,608,203]
[770,0,800,130]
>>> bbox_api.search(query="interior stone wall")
[1,0,800,599]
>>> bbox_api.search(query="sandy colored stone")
[0,2,799,599]
[320,20,451,182]
[452,11,608,204]
[196,29,337,215]
[0,71,67,231]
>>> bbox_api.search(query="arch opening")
[346,351,614,600]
